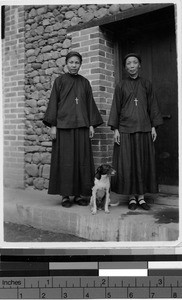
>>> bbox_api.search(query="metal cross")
[134,98,138,106]
[75,97,79,104]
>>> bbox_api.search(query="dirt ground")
[4,222,88,242]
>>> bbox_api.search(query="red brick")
[71,43,81,49]
[81,26,99,36]
[81,38,99,47]
[4,135,16,140]
[73,35,89,43]
[70,31,80,38]
[82,62,100,70]
[5,71,17,76]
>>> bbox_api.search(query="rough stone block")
[25,153,32,163]
[62,39,71,49]
[32,63,42,69]
[41,45,53,53]
[42,164,50,179]
[26,99,37,108]
[41,153,51,164]
[33,76,40,84]
[71,17,80,27]
[109,4,120,14]
[25,177,34,185]
[25,146,40,153]
[94,8,108,19]
[29,70,39,78]
[45,25,53,33]
[41,142,52,147]
[43,19,50,26]
[53,22,62,31]
[26,49,35,57]
[26,135,38,141]
[37,99,46,106]
[55,15,64,23]
[30,91,39,100]
[33,177,45,190]
[25,163,39,177]
[78,7,85,17]
[36,26,44,35]
[56,57,65,67]
[119,4,133,11]
[43,53,52,61]
[33,152,41,164]
[44,179,49,189]
[82,12,94,23]
[37,7,47,15]
[62,20,71,29]
[36,54,44,62]
[65,11,75,19]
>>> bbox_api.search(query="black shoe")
[74,196,89,206]
[138,198,150,210]
[128,198,137,210]
[61,196,72,208]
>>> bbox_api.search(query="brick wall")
[69,26,115,167]
[2,6,25,188]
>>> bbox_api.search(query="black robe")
[108,76,163,195]
[43,73,103,129]
[43,73,103,196]
[108,76,163,132]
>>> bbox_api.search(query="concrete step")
[4,188,179,242]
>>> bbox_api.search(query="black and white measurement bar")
[0,261,182,277]
[1,255,182,298]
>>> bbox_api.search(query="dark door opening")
[103,5,178,186]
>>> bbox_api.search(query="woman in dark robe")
[108,53,163,210]
[43,51,103,207]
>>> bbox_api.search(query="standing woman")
[108,53,163,210]
[43,51,103,207]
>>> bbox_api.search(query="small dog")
[90,164,116,215]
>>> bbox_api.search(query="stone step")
[4,188,179,242]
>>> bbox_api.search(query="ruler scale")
[1,276,182,299]
[0,255,182,299]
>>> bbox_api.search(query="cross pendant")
[134,98,138,106]
[75,97,79,104]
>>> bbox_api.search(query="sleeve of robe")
[43,77,60,127]
[146,80,163,128]
[86,81,103,128]
[108,83,123,130]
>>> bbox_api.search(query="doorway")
[103,5,178,186]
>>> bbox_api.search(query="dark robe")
[108,76,163,132]
[108,76,163,195]
[43,73,103,129]
[43,73,103,196]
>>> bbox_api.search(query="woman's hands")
[50,126,156,144]
[151,127,157,142]
[114,129,120,145]
[50,126,57,140]
[89,126,95,138]
[50,126,95,140]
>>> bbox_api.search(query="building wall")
[2,6,25,188]
[69,26,115,166]
[2,4,143,190]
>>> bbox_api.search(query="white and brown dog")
[90,164,116,215]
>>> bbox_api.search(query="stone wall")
[3,4,143,190]
[24,4,136,190]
